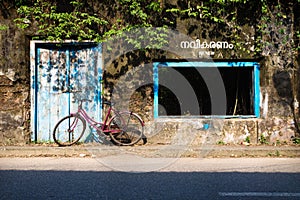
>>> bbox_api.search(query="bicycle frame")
[72,105,108,134]
[71,100,141,136]
[53,98,146,146]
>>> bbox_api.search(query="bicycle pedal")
[93,137,102,143]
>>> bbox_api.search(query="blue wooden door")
[30,42,102,142]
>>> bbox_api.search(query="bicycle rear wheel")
[53,115,86,146]
[109,112,144,146]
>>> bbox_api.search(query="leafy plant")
[245,136,250,143]
[0,25,8,31]
[13,0,165,47]
[164,0,299,59]
[292,137,300,144]
[217,140,225,145]
[295,31,300,51]
[276,140,281,145]
[15,1,108,42]
[259,134,268,144]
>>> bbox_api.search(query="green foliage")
[12,0,299,56]
[147,1,162,12]
[0,24,9,31]
[217,140,226,145]
[166,0,251,56]
[259,134,268,144]
[15,1,108,42]
[276,140,281,145]
[166,0,298,58]
[295,31,300,51]
[14,0,164,46]
[245,136,250,143]
[292,137,300,144]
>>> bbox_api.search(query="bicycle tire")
[108,112,144,146]
[53,115,86,146]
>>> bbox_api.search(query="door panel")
[31,42,102,142]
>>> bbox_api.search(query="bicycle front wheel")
[108,112,144,146]
[53,115,86,146]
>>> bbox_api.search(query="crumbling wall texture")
[0,7,31,144]
[0,0,299,145]
[258,1,300,144]
[105,0,300,145]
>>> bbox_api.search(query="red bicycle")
[53,99,145,146]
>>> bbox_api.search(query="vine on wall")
[8,0,299,59]
[12,0,165,44]
[1,0,300,143]
[166,0,299,59]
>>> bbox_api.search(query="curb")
[0,146,90,158]
[204,145,300,158]
[0,145,299,158]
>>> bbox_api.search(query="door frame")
[30,40,103,143]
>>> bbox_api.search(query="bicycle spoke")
[53,115,86,146]
[109,112,143,146]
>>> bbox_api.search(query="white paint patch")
[219,192,300,197]
[262,92,268,118]
[0,68,16,81]
[223,132,235,144]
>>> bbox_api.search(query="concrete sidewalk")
[0,144,299,158]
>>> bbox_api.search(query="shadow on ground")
[0,170,299,200]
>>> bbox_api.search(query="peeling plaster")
[224,132,235,144]
[0,68,16,81]
[262,92,268,118]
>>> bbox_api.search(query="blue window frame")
[153,61,260,119]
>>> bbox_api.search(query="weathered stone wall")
[145,119,258,145]
[105,1,299,145]
[0,1,299,145]
[0,8,31,144]
[257,1,300,144]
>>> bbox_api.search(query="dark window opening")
[158,85,181,115]
[158,67,254,116]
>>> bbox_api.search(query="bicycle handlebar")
[80,99,92,103]
[102,101,114,106]
[77,99,113,106]
[62,90,82,93]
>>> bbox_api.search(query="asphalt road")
[1,158,300,200]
